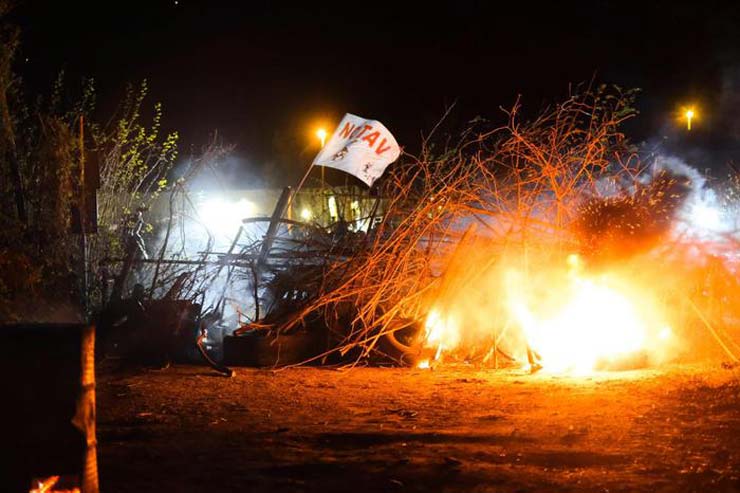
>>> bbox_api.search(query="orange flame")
[416,308,461,368]
[510,276,649,373]
[505,253,671,373]
[418,253,671,374]
[29,476,80,493]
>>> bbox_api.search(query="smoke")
[654,155,739,246]
[184,153,268,192]
[134,151,287,351]
[653,155,705,190]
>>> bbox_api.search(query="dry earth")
[97,363,740,492]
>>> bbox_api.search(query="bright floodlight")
[316,128,327,148]
[200,198,255,236]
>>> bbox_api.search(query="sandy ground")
[97,363,740,493]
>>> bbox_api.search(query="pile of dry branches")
[127,85,738,367]
[265,85,683,364]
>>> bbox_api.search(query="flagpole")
[283,161,315,219]
[287,127,328,215]
[293,161,316,198]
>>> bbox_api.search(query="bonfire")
[262,85,740,373]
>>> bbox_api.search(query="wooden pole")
[72,324,98,493]
[214,225,244,314]
[292,161,316,200]
[79,115,89,315]
[257,187,293,275]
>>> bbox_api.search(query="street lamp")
[684,108,695,131]
[314,128,329,221]
[316,128,327,148]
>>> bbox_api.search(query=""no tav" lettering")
[337,122,393,156]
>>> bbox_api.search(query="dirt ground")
[97,362,740,493]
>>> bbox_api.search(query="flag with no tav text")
[312,113,401,187]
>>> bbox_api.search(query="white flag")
[312,113,401,187]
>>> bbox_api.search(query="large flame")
[418,254,671,374]
[510,276,649,373]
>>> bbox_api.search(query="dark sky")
[9,0,740,184]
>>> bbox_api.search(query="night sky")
[10,1,740,185]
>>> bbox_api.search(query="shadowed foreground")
[98,364,740,492]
